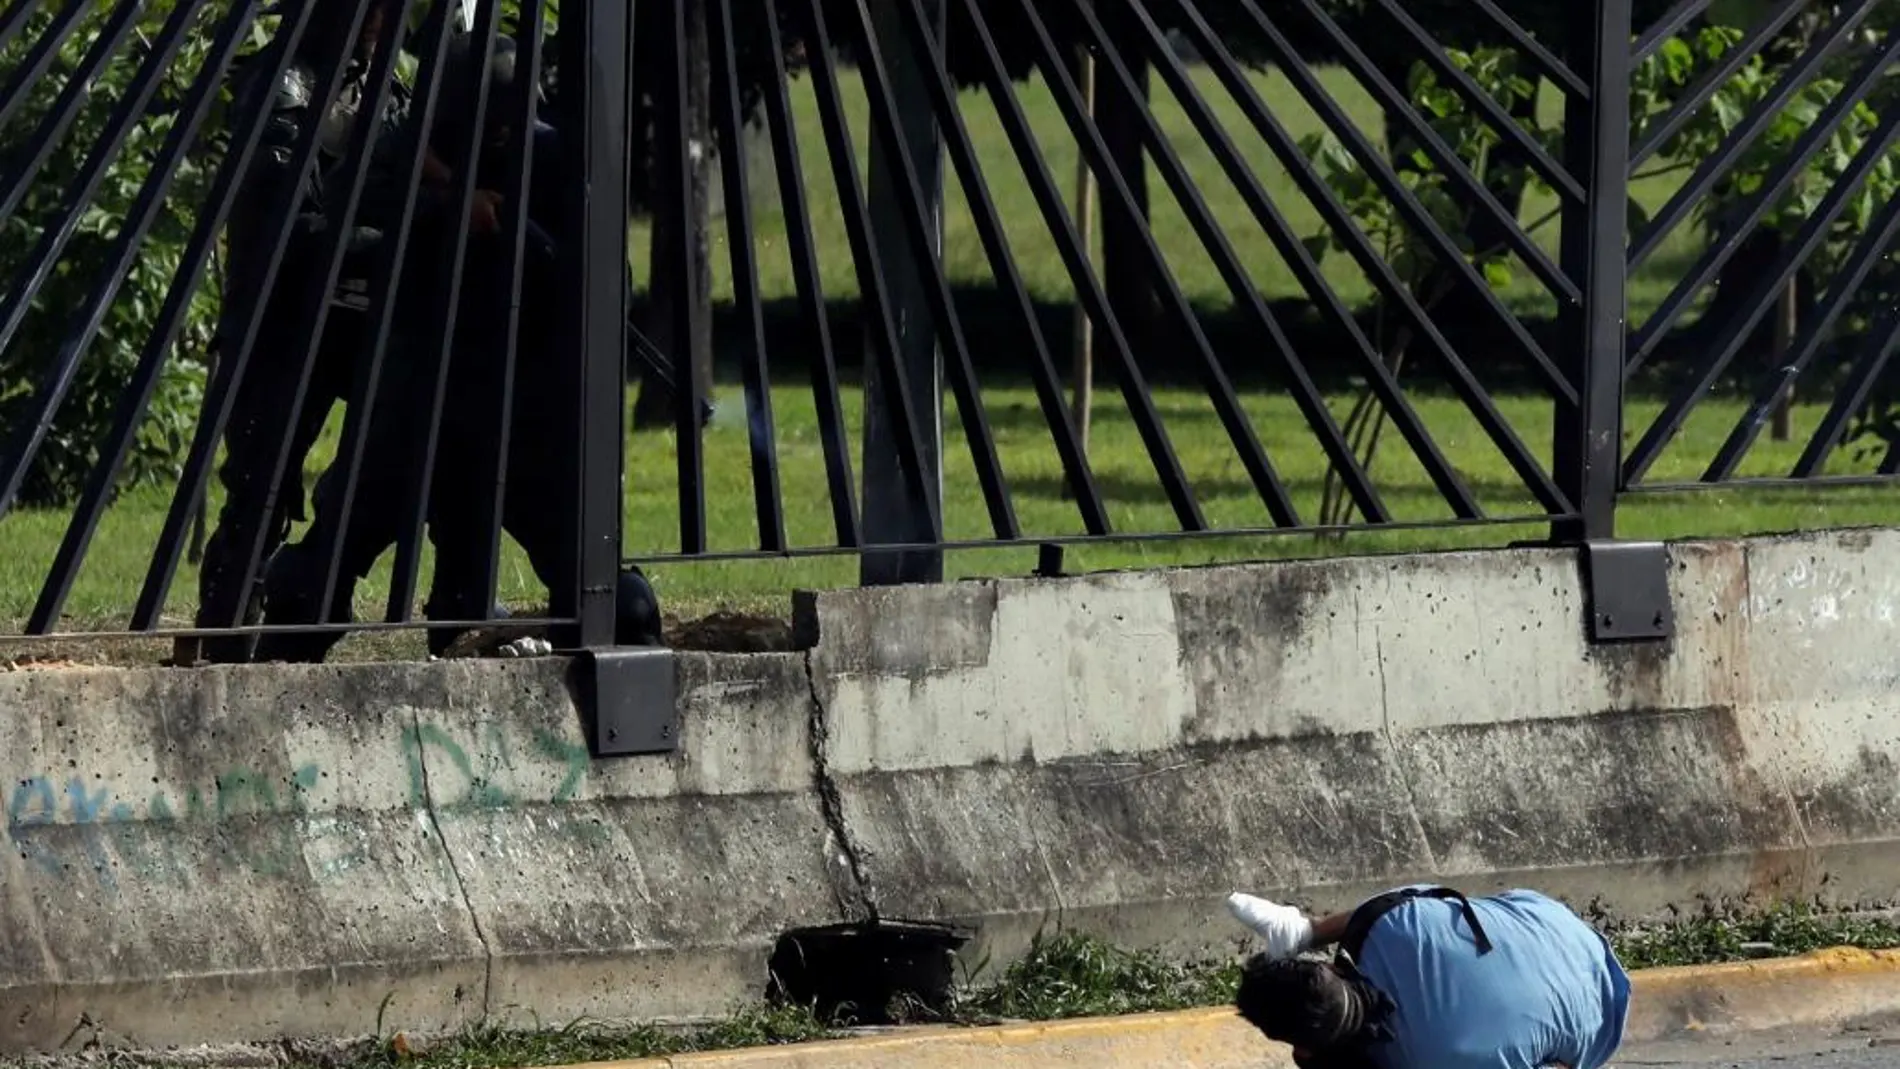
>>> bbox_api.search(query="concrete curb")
[554,948,1900,1069]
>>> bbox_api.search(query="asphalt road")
[1616,1023,1900,1069]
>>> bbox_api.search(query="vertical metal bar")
[0,0,213,512]
[464,0,547,612]
[891,0,1111,535]
[841,0,1017,542]
[757,0,858,547]
[313,0,461,618]
[25,0,269,632]
[385,0,504,623]
[656,0,707,554]
[1552,0,1632,543]
[0,0,145,227]
[857,0,947,584]
[706,0,785,552]
[793,0,942,545]
[562,0,631,647]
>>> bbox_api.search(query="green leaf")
[1481,259,1514,290]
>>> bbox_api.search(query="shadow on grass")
[629,283,1834,405]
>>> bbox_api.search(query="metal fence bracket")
[1581,540,1673,644]
[577,647,679,757]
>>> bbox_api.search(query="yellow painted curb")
[552,947,1900,1069]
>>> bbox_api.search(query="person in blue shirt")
[1226,884,1631,1069]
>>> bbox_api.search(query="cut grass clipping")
[104,904,1889,1069]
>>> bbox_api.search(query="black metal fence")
[0,0,1895,656]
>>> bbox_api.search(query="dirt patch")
[665,610,797,653]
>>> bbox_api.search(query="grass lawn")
[653,66,1706,326]
[3,65,1891,654]
[1,382,1893,648]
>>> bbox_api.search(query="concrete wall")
[5,528,1900,1052]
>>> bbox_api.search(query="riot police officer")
[255,32,665,663]
[181,0,411,665]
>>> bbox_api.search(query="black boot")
[253,542,353,664]
[616,566,664,647]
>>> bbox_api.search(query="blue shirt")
[1354,887,1631,1069]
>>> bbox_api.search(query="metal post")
[563,0,630,648]
[858,0,946,587]
[1553,0,1631,544]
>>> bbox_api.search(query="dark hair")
[1235,954,1399,1058]
[1235,957,1358,1049]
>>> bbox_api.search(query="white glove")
[1227,892,1314,960]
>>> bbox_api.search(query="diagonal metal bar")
[1624,104,1900,486]
[1182,0,1570,515]
[0,0,145,227]
[953,0,1205,530]
[656,0,707,554]
[385,0,505,623]
[708,0,786,552]
[1703,186,1900,481]
[1792,305,1900,479]
[757,0,860,546]
[1630,0,1879,268]
[1628,34,1900,370]
[312,0,462,624]
[222,0,418,630]
[1163,0,1488,520]
[890,0,1109,536]
[1011,0,1300,527]
[1464,0,1589,100]
[1248,0,1578,401]
[1631,0,1807,168]
[0,0,88,133]
[1634,0,1714,65]
[839,0,1018,540]
[0,0,213,512]
[461,0,546,612]
[130,0,356,630]
[0,0,41,56]
[792,0,943,542]
[1368,0,1586,206]
[1306,0,1581,300]
[1107,0,1390,523]
[23,0,267,633]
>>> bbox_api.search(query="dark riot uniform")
[256,34,663,662]
[186,9,410,665]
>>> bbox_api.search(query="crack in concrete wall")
[407,704,496,1017]
[804,651,878,923]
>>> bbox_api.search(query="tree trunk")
[1063,46,1096,501]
